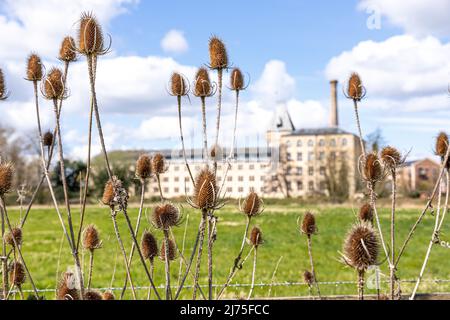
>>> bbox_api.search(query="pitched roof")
[269,103,295,132]
[286,127,354,137]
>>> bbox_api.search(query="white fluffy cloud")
[252,60,296,102]
[359,0,450,36]
[161,29,189,54]
[326,35,450,112]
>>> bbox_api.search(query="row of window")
[270,181,327,193]
[287,151,347,162]
[161,176,266,183]
[153,187,266,194]
[170,163,267,172]
[285,138,348,148]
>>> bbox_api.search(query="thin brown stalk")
[54,231,64,299]
[201,96,209,164]
[306,235,321,299]
[207,214,214,300]
[267,256,283,298]
[147,259,154,300]
[177,213,190,287]
[358,270,365,300]
[192,211,207,300]
[247,247,257,300]
[177,96,194,184]
[87,250,94,290]
[163,229,172,300]
[1,199,7,298]
[390,169,397,299]
[213,68,223,176]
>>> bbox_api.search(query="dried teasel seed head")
[78,12,104,55]
[230,68,244,91]
[436,132,449,158]
[141,231,158,261]
[194,67,212,97]
[43,67,64,100]
[303,270,314,286]
[193,167,218,210]
[170,72,188,96]
[26,53,43,81]
[359,203,373,223]
[242,191,263,217]
[85,290,103,300]
[102,291,115,300]
[347,72,363,101]
[136,154,152,180]
[381,146,402,169]
[0,162,14,195]
[82,225,102,251]
[152,203,181,230]
[363,153,383,182]
[9,262,26,286]
[343,223,379,271]
[301,212,317,236]
[209,36,228,70]
[0,68,7,99]
[152,153,166,175]
[57,272,79,300]
[160,239,177,261]
[59,36,77,62]
[102,180,115,206]
[5,227,22,247]
[250,226,263,247]
[43,131,54,147]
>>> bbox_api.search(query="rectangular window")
[249,176,255,182]
[297,152,303,161]
[297,181,303,190]
[308,167,314,176]
[308,152,314,161]
[227,176,233,182]
[238,176,244,182]
[249,164,255,170]
[319,152,325,161]
[297,167,303,175]
[308,181,314,191]
[320,167,326,176]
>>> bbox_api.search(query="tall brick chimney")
[330,80,339,127]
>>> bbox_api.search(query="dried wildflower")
[85,290,103,300]
[82,225,102,251]
[57,272,79,300]
[102,180,115,206]
[102,291,115,300]
[152,153,166,175]
[5,227,22,247]
[170,72,188,96]
[59,36,77,62]
[209,36,228,70]
[0,68,8,100]
[303,270,314,287]
[381,146,402,169]
[152,203,181,230]
[230,68,244,91]
[347,72,364,101]
[26,53,43,81]
[102,177,128,211]
[194,67,212,97]
[301,212,317,236]
[43,131,54,147]
[241,191,263,217]
[343,223,379,271]
[193,167,218,210]
[359,204,373,223]
[160,239,176,261]
[141,231,158,261]
[9,262,26,286]
[250,226,263,247]
[43,67,65,100]
[0,162,14,195]
[136,154,152,180]
[436,132,449,158]
[78,12,104,55]
[363,153,383,182]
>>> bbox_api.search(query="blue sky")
[0,0,449,160]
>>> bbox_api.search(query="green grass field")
[4,202,450,299]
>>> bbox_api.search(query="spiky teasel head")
[57,272,79,300]
[194,67,213,97]
[9,262,26,286]
[192,167,218,210]
[362,153,383,183]
[26,53,43,82]
[250,226,263,248]
[170,72,188,97]
[436,132,449,158]
[102,179,115,206]
[85,290,103,300]
[240,190,263,217]
[102,176,128,211]
[152,203,182,230]
[59,36,77,62]
[0,68,9,100]
[359,203,373,224]
[160,238,177,261]
[346,72,365,101]
[209,36,228,70]
[300,212,317,236]
[82,224,102,251]
[152,153,167,175]
[43,131,54,147]
[102,291,115,300]
[342,222,379,271]
[136,154,152,180]
[230,68,245,91]
[381,146,402,170]
[78,12,106,56]
[303,270,314,287]
[4,227,22,247]
[141,231,158,261]
[0,161,14,195]
[42,67,65,100]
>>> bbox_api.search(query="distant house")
[397,158,440,194]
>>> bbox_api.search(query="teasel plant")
[141,231,158,299]
[0,162,39,299]
[82,225,102,290]
[57,271,79,300]
[410,132,450,299]
[218,190,263,299]
[299,212,321,299]
[248,226,263,300]
[341,222,379,300]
